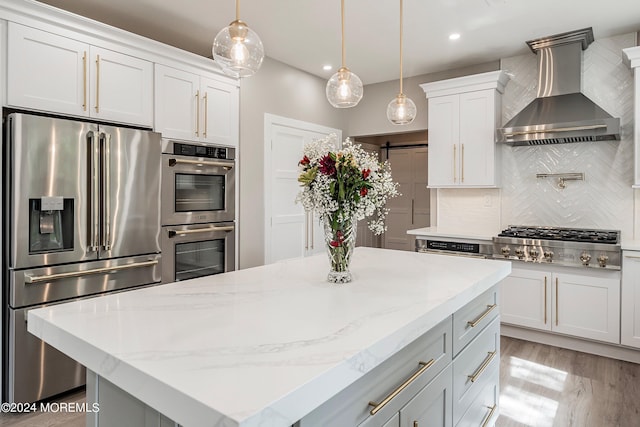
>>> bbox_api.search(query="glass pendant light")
[387,0,416,124]
[213,0,264,78]
[326,0,363,108]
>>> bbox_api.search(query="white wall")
[436,32,637,239]
[239,57,347,268]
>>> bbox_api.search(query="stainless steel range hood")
[498,28,620,146]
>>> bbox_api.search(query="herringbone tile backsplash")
[437,32,638,239]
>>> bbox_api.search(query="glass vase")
[322,215,357,283]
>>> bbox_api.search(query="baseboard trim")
[501,324,640,364]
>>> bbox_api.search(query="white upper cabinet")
[7,23,153,127]
[623,46,640,187]
[420,71,509,188]
[155,64,239,147]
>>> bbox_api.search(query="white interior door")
[264,115,341,264]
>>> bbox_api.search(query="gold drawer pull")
[481,404,497,427]
[368,359,435,416]
[467,304,497,328]
[468,351,496,383]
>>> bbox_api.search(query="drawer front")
[381,413,400,427]
[399,364,453,427]
[300,317,452,427]
[456,363,499,427]
[453,317,500,425]
[453,286,499,356]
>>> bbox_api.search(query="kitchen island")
[28,247,510,427]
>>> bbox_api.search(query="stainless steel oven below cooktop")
[492,225,621,270]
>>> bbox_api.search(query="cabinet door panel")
[622,252,640,347]
[459,91,495,186]
[553,272,620,343]
[8,23,88,116]
[91,47,153,126]
[154,65,199,140]
[399,364,452,427]
[427,95,459,187]
[500,267,551,330]
[201,77,239,147]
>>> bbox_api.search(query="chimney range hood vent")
[498,28,620,146]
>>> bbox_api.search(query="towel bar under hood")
[497,28,620,146]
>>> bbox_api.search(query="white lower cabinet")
[298,286,500,427]
[501,264,621,344]
[621,251,640,348]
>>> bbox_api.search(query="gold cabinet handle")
[544,276,548,324]
[168,157,234,170]
[24,260,158,284]
[453,145,457,183]
[82,51,87,111]
[481,404,497,427]
[203,92,208,138]
[461,143,465,183]
[624,255,640,259]
[556,277,558,326]
[195,90,200,136]
[368,359,435,416]
[413,422,419,427]
[95,54,100,113]
[467,304,497,328]
[468,351,496,383]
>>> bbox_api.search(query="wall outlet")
[483,194,492,207]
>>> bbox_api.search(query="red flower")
[360,187,368,197]
[298,155,310,166]
[330,240,340,247]
[319,155,337,176]
[362,169,371,179]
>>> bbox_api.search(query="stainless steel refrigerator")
[2,113,162,403]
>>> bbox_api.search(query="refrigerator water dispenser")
[29,197,74,253]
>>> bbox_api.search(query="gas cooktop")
[493,225,621,269]
[497,226,619,245]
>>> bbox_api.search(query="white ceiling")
[36,0,640,85]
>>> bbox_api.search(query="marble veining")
[28,247,511,427]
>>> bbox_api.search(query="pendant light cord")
[341,0,346,67]
[399,0,404,95]
[236,0,240,20]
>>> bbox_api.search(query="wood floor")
[1,336,639,426]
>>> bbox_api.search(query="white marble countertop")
[28,247,510,427]
[407,226,496,242]
[622,240,640,251]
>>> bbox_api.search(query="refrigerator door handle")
[101,132,112,251]
[24,260,159,284]
[88,130,100,252]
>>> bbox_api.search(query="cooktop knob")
[501,246,510,258]
[598,254,609,268]
[580,252,592,266]
[515,247,525,259]
[543,251,554,262]
[529,247,539,259]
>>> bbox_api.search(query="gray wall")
[346,61,500,137]
[239,57,347,268]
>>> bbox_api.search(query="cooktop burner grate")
[497,226,619,244]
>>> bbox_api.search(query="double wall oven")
[161,140,236,283]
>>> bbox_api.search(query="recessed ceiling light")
[323,65,333,71]
[449,33,461,41]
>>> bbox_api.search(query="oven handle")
[24,260,159,284]
[168,158,234,170]
[168,225,235,238]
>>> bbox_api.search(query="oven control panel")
[426,240,480,254]
[173,143,229,159]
